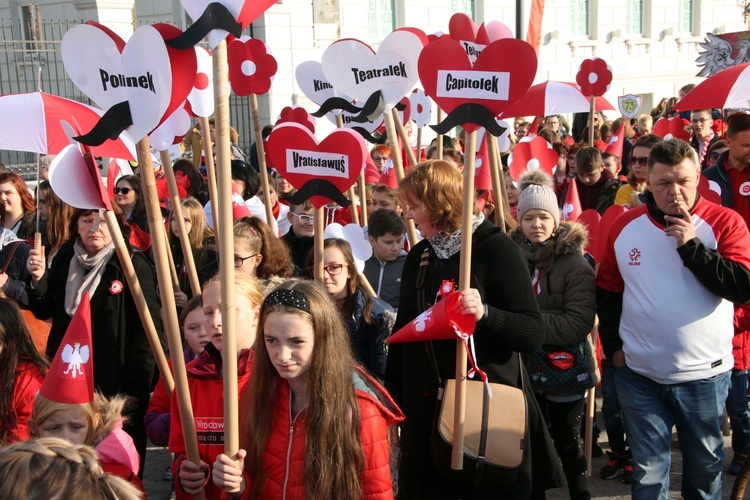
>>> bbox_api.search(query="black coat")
[385,221,565,498]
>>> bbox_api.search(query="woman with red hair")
[0,172,36,240]
[370,145,391,174]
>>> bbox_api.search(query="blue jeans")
[601,360,626,454]
[615,365,730,500]
[726,368,750,455]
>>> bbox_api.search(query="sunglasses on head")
[628,156,649,167]
[113,187,132,195]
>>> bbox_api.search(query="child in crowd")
[364,209,407,310]
[144,295,208,448]
[0,298,48,445]
[282,200,315,276]
[565,147,620,214]
[212,280,404,499]
[0,437,141,500]
[257,176,291,235]
[170,273,261,500]
[234,217,294,279]
[29,293,144,493]
[371,184,403,215]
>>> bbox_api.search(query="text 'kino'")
[313,79,332,92]
[351,62,407,85]
[100,69,155,93]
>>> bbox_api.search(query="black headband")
[262,289,311,314]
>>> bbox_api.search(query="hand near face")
[663,197,696,247]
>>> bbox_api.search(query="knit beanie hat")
[517,170,560,228]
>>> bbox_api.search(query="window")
[679,0,693,33]
[367,0,394,41]
[571,0,589,36]
[627,0,643,34]
[451,0,474,17]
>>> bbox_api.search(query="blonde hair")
[30,393,129,447]
[204,272,263,313]
[0,437,141,499]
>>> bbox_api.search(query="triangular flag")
[561,178,582,222]
[528,116,540,137]
[40,292,94,405]
[604,125,625,160]
[378,160,398,188]
[232,183,253,220]
[106,158,134,202]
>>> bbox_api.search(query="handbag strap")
[1,241,22,274]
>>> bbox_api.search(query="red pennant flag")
[232,183,253,220]
[388,292,476,343]
[474,132,492,191]
[561,178,582,222]
[40,292,94,404]
[528,116,540,137]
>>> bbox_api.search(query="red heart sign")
[508,136,558,181]
[265,123,366,209]
[418,37,536,133]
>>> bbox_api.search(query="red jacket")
[169,345,254,500]
[233,368,404,500]
[2,361,43,444]
[733,303,750,370]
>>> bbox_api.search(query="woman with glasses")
[233,217,294,280]
[614,134,661,207]
[370,145,391,174]
[309,238,394,381]
[114,175,148,234]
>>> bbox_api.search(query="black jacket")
[281,227,313,277]
[385,220,565,497]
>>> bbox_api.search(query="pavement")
[142,390,744,499]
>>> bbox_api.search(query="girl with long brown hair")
[233,216,294,279]
[212,279,403,499]
[36,180,75,263]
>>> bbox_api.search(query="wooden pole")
[161,150,201,297]
[102,209,174,396]
[584,318,599,476]
[334,114,360,226]
[588,96,596,147]
[358,170,368,227]
[214,41,240,476]
[392,107,418,166]
[437,108,444,160]
[452,130,477,470]
[164,230,181,290]
[384,111,418,246]
[486,134,507,232]
[198,115,220,247]
[135,138,204,498]
[313,207,324,282]
[250,93,277,234]
[416,127,422,164]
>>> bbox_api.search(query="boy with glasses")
[689,109,719,170]
[281,200,315,276]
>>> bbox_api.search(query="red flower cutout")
[276,106,315,134]
[109,280,123,295]
[576,58,613,97]
[652,117,691,142]
[227,37,278,96]
[438,279,457,300]
[508,136,558,181]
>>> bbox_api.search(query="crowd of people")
[0,94,748,500]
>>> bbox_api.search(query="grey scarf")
[65,238,115,316]
[428,213,484,259]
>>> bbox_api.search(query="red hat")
[40,292,94,404]
[561,176,582,222]
[378,160,398,188]
[388,291,476,343]
[604,125,625,159]
[232,182,253,220]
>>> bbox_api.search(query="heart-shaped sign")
[179,0,276,47]
[276,106,316,134]
[410,89,432,128]
[296,60,354,107]
[187,47,215,118]
[418,37,536,133]
[321,29,426,112]
[62,22,197,143]
[577,209,601,261]
[326,110,384,139]
[508,136,558,181]
[652,116,691,141]
[49,144,111,210]
[150,104,192,150]
[265,123,367,208]
[448,14,514,63]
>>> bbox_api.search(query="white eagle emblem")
[61,342,90,378]
[413,310,432,333]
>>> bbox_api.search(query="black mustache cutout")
[165,3,242,51]
[311,97,361,118]
[430,103,507,137]
[352,127,387,144]
[74,101,133,146]
[287,179,352,208]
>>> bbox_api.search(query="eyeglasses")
[628,156,649,167]
[691,118,710,125]
[234,254,258,268]
[291,212,315,224]
[372,155,389,162]
[307,263,345,276]
[113,187,132,195]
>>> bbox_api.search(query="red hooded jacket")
[170,345,254,500]
[231,367,404,499]
[2,361,43,444]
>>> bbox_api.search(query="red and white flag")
[561,178,582,222]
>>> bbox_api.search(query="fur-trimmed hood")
[510,221,589,276]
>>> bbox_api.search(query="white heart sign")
[62,24,174,142]
[296,60,353,107]
[321,29,425,112]
[187,47,215,118]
